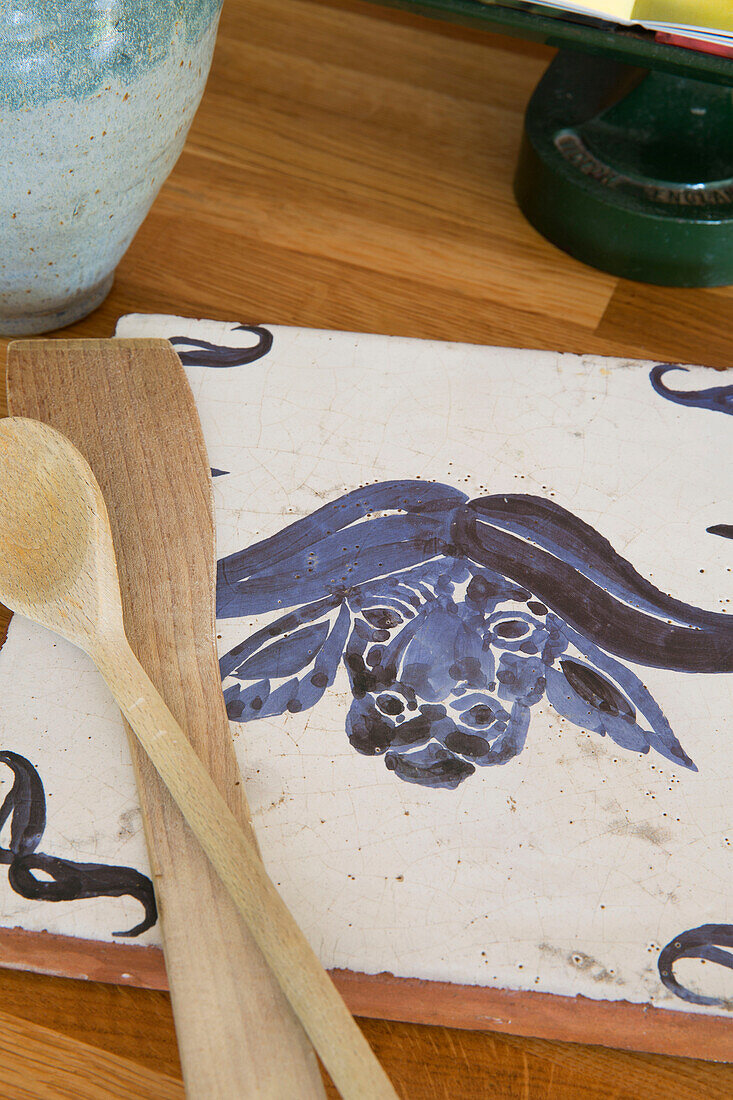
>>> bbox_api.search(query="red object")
[656,31,733,59]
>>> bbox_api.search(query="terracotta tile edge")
[1,927,730,1061]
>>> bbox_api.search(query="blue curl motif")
[651,363,733,557]
[658,925,733,1008]
[0,751,156,936]
[650,364,733,416]
[170,325,273,368]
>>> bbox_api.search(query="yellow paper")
[633,0,733,32]
[557,0,634,13]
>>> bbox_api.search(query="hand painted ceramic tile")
[1,315,731,1016]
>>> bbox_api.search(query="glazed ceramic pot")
[0,2,223,334]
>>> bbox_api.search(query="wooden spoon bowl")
[0,417,122,646]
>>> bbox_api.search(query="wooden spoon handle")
[95,637,398,1100]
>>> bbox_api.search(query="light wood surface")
[6,340,326,1099]
[0,1009,184,1100]
[1,0,732,1095]
[2,351,393,1099]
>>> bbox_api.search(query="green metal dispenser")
[373,0,733,285]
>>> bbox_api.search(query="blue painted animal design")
[217,481,731,791]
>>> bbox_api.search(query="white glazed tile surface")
[0,315,730,1015]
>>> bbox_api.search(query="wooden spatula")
[7,340,327,1099]
[0,415,397,1100]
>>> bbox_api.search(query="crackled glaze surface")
[2,315,731,1020]
[0,2,222,333]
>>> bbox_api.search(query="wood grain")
[6,342,326,1099]
[0,966,181,1079]
[0,1008,184,1100]
[1,0,732,1095]
[3,967,733,1100]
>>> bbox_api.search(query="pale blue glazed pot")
[0,2,223,334]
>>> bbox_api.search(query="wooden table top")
[1,0,731,1096]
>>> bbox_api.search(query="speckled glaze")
[0,2,223,334]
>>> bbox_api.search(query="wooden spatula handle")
[95,636,398,1100]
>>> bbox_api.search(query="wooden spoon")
[0,416,398,1100]
[8,336,325,1098]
